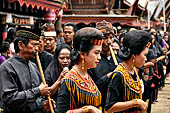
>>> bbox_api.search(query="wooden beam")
[47,0,63,3]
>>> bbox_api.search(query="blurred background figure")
[63,22,77,47]
[162,34,170,77]
[111,38,121,55]
[0,41,11,65]
[54,15,65,45]
[5,27,16,57]
[56,29,64,45]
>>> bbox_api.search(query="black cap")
[16,27,41,40]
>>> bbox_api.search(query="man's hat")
[96,20,114,35]
[16,27,41,40]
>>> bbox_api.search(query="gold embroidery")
[64,71,102,107]
[113,64,142,100]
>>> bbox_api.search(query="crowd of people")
[0,20,169,113]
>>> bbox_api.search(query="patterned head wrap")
[96,20,114,35]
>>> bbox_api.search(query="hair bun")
[118,47,132,60]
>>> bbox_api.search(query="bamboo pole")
[36,52,54,113]
[109,45,118,65]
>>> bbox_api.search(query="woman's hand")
[66,105,102,113]
[87,105,102,113]
[107,72,113,79]
[57,70,69,82]
[136,99,148,111]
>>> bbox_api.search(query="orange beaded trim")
[90,39,103,45]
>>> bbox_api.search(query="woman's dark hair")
[5,28,16,43]
[119,33,126,42]
[113,37,121,48]
[71,27,104,64]
[14,37,29,53]
[118,30,151,60]
[0,41,10,53]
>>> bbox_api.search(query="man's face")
[22,39,39,59]
[44,36,56,53]
[63,26,74,45]
[102,33,114,56]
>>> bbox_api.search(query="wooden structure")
[65,0,107,15]
[0,0,62,26]
[0,0,62,43]
[62,14,139,26]
[62,0,142,28]
[62,0,169,30]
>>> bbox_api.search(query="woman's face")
[134,47,149,68]
[84,45,102,69]
[163,35,168,42]
[58,48,71,69]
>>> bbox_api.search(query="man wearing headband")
[44,31,57,54]
[0,27,52,113]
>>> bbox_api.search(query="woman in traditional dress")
[56,27,104,113]
[105,30,151,113]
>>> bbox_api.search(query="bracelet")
[132,99,138,107]
[82,106,88,113]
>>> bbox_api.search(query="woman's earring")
[82,57,85,70]
[132,59,135,69]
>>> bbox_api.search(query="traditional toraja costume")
[56,69,102,113]
[105,63,142,113]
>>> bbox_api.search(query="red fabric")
[8,0,61,11]
[151,83,155,88]
[2,32,7,41]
